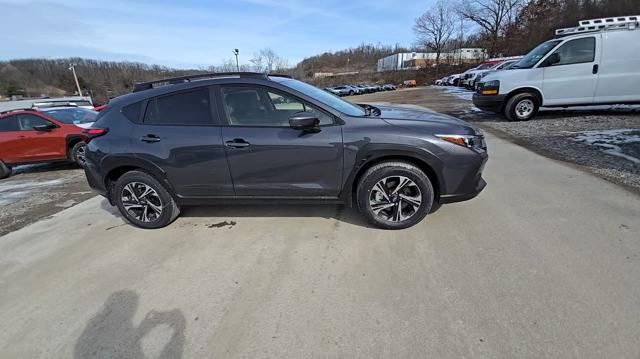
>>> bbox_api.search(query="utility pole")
[232,49,240,72]
[68,64,83,96]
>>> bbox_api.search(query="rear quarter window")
[143,88,214,126]
[122,102,143,123]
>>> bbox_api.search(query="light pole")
[232,49,240,72]
[68,64,83,97]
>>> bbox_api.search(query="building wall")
[378,49,487,71]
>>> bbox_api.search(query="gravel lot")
[353,86,640,193]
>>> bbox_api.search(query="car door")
[15,114,66,161]
[0,115,26,164]
[541,35,600,106]
[129,86,234,198]
[218,84,343,198]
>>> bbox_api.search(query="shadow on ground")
[75,290,186,359]
[100,199,443,229]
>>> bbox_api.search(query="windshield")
[477,63,496,70]
[42,108,98,124]
[275,78,366,117]
[511,40,562,69]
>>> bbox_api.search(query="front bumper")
[439,150,488,204]
[472,93,506,113]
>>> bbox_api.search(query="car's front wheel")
[0,160,12,180]
[504,93,539,121]
[114,170,180,229]
[357,161,434,229]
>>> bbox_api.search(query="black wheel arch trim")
[340,144,445,206]
[99,155,177,204]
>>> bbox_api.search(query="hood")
[481,68,532,83]
[370,104,477,135]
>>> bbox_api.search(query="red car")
[0,107,98,179]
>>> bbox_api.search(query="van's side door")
[540,35,600,106]
[593,30,640,104]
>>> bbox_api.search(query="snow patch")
[571,129,640,164]
[0,179,65,206]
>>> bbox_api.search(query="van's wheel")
[114,171,180,229]
[0,160,12,180]
[71,141,87,167]
[505,93,539,121]
[357,161,434,230]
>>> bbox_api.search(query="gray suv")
[83,73,487,229]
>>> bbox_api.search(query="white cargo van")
[473,15,640,121]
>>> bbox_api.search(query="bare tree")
[250,48,289,73]
[458,0,523,56]
[414,0,456,74]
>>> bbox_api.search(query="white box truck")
[473,15,640,121]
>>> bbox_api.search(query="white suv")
[473,15,640,121]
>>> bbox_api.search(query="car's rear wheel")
[0,160,12,180]
[71,141,87,167]
[505,93,539,121]
[114,171,180,229]
[357,161,434,229]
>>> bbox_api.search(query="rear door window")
[0,116,20,132]
[144,88,213,125]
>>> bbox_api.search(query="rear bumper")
[472,93,506,113]
[439,151,488,204]
[83,159,107,197]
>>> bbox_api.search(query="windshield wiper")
[359,104,381,117]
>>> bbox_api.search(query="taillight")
[82,128,108,142]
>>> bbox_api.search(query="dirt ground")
[0,163,92,236]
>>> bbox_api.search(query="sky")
[0,0,433,69]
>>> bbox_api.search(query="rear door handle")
[140,134,161,143]
[592,64,599,74]
[225,139,250,148]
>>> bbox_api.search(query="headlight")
[436,134,486,151]
[478,80,499,95]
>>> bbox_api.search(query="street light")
[68,64,83,97]
[232,49,240,72]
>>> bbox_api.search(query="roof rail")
[0,108,38,115]
[132,72,268,92]
[556,15,638,36]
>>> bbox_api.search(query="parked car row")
[0,104,98,179]
[435,57,522,90]
[324,83,396,96]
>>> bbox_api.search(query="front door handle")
[140,134,161,143]
[225,139,251,148]
[592,64,599,74]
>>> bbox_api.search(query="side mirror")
[33,123,56,131]
[543,53,560,67]
[289,112,320,132]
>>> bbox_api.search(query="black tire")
[349,90,354,96]
[356,161,434,230]
[114,170,180,229]
[0,160,11,180]
[504,92,539,121]
[70,141,87,167]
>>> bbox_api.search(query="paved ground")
[1,131,639,358]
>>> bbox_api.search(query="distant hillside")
[0,58,206,104]
[295,43,418,78]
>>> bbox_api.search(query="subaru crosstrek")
[83,73,487,229]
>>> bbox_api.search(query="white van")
[473,15,640,121]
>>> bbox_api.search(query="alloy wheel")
[369,176,422,222]
[121,182,164,222]
[76,145,87,166]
